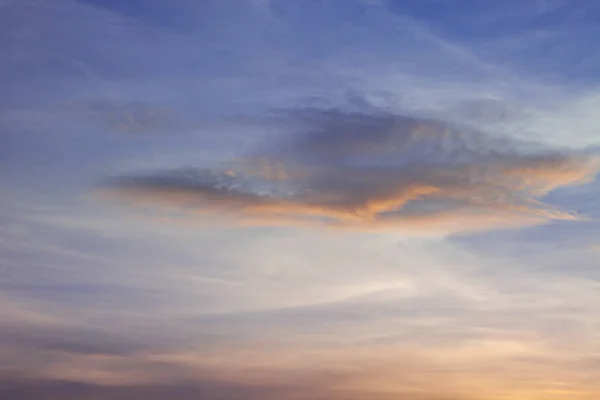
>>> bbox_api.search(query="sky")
[1,1,600,399]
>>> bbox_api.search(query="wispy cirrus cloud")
[2,202,600,400]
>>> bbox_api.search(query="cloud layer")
[3,1,600,399]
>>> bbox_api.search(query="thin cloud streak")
[2,337,599,400]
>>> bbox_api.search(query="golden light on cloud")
[95,110,600,235]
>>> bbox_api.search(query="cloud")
[0,377,465,400]
[2,1,600,399]
[2,202,600,400]
[2,335,599,400]
[100,109,599,235]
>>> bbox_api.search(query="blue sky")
[1,1,600,399]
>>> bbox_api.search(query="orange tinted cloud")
[99,110,599,235]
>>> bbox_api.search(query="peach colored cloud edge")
[99,153,599,236]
